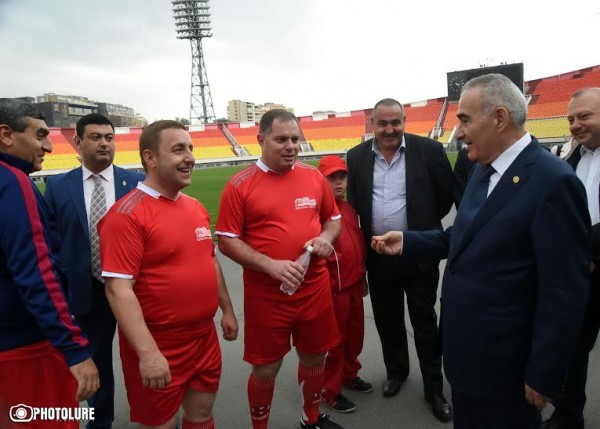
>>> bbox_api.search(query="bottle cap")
[306,245,314,253]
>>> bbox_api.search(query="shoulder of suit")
[348,139,372,155]
[46,167,80,184]
[114,165,144,179]
[404,133,440,147]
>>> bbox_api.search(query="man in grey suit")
[346,98,454,422]
[45,113,143,429]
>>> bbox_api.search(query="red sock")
[298,364,324,424]
[182,417,214,429]
[248,373,275,429]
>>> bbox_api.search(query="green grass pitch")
[38,153,458,231]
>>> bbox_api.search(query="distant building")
[227,99,294,123]
[97,102,148,127]
[15,93,148,128]
[36,94,97,128]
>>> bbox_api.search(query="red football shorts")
[244,278,340,365]
[119,324,222,426]
[0,341,78,429]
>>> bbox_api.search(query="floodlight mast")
[172,0,216,124]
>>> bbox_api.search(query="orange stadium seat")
[188,127,236,159]
[44,130,80,170]
[227,124,260,148]
[40,65,600,168]
[299,114,367,152]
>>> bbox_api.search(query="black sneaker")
[343,377,373,393]
[321,392,357,413]
[300,413,344,429]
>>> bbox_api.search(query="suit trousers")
[76,278,117,428]
[452,390,541,429]
[367,251,443,396]
[550,272,600,426]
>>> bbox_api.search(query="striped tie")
[89,174,107,282]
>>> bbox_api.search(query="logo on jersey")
[294,197,316,210]
[195,227,212,241]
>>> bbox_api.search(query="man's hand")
[139,349,171,389]
[371,231,404,256]
[306,236,334,258]
[221,311,239,341]
[268,259,306,290]
[69,358,100,401]
[525,384,550,410]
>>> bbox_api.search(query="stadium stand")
[113,128,143,165]
[525,118,571,140]
[403,99,444,137]
[438,103,459,144]
[37,64,600,175]
[226,123,261,156]
[44,129,80,170]
[299,113,366,152]
[189,125,236,159]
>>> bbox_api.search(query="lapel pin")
[513,176,520,184]
[122,180,126,186]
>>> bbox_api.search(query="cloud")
[1,0,599,122]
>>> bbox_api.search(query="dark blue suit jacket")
[404,139,590,398]
[44,166,144,316]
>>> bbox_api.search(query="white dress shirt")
[576,145,600,225]
[488,132,532,196]
[371,136,407,235]
[82,164,116,225]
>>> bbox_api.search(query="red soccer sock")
[298,363,324,425]
[182,417,214,429]
[248,373,275,429]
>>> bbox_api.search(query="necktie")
[89,174,107,282]
[453,165,495,244]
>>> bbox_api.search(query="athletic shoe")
[321,391,357,413]
[300,413,344,429]
[343,377,373,393]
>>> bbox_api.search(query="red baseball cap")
[318,155,348,177]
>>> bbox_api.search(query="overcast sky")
[1,0,599,123]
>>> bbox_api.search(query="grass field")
[38,153,458,230]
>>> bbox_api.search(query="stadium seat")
[299,114,366,151]
[525,117,570,139]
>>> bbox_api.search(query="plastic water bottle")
[280,245,314,296]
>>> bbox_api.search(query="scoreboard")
[447,63,524,101]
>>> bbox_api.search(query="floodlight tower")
[172,0,216,124]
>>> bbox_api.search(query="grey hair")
[462,73,527,127]
[0,98,45,132]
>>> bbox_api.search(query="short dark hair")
[0,98,45,132]
[139,120,186,170]
[259,109,298,137]
[76,113,114,138]
[373,98,404,113]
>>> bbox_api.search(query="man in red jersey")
[99,120,238,429]
[216,109,343,429]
